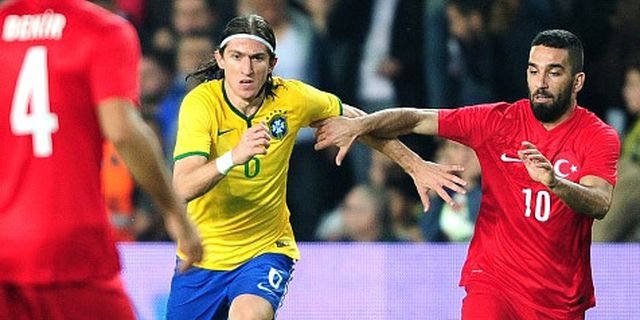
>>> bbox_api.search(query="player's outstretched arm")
[367,138,467,210]
[98,98,202,271]
[314,107,439,155]
[314,105,466,210]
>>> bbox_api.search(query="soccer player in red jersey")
[315,29,620,319]
[0,1,202,319]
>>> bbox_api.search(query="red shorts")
[0,275,135,320]
[462,279,585,320]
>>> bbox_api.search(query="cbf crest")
[266,110,288,140]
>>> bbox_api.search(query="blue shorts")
[166,253,296,320]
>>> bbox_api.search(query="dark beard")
[529,83,573,123]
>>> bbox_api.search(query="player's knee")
[228,294,274,320]
[228,309,272,320]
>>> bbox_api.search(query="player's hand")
[518,141,557,187]
[232,122,271,165]
[408,160,467,211]
[312,117,360,166]
[165,213,203,273]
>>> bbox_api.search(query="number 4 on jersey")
[11,46,59,157]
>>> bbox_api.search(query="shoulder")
[490,99,528,115]
[575,106,619,142]
[184,80,223,105]
[273,77,311,92]
[71,2,137,42]
[444,100,516,118]
[460,100,518,112]
[477,99,530,122]
[272,77,327,98]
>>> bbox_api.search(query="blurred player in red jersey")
[315,29,620,319]
[0,1,203,319]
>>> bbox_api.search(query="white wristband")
[215,151,235,175]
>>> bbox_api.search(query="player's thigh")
[227,253,296,319]
[462,282,518,320]
[166,261,230,320]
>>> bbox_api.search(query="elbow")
[173,179,207,203]
[172,178,195,204]
[104,122,137,147]
[592,203,610,220]
[593,212,607,221]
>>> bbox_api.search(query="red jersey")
[0,0,140,284]
[439,99,619,317]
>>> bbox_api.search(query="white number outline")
[11,46,59,157]
[522,188,551,222]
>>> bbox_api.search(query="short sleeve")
[89,20,140,107]
[173,89,215,161]
[290,80,342,126]
[579,125,620,186]
[438,102,507,148]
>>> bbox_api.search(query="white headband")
[219,34,274,53]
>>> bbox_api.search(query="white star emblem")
[272,120,284,134]
[570,165,578,173]
[269,116,287,139]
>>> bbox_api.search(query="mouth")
[238,79,255,91]
[533,92,553,103]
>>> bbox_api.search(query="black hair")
[531,29,584,75]
[186,14,279,97]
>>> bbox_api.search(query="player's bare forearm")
[357,107,439,138]
[342,105,426,168]
[99,99,203,269]
[314,106,438,155]
[173,157,226,202]
[361,136,466,205]
[342,105,466,209]
[99,99,183,214]
[548,176,613,220]
[357,135,420,173]
[115,122,182,211]
[518,141,613,219]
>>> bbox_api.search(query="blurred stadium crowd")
[50,0,640,243]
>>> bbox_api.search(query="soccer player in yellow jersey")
[166,14,466,320]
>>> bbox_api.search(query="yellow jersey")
[173,77,342,270]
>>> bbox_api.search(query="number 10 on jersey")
[522,188,551,222]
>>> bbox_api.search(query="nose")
[241,56,253,75]
[537,72,550,90]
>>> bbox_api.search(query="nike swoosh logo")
[217,128,233,136]
[257,282,275,295]
[500,153,522,162]
[275,241,289,248]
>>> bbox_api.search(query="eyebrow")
[528,62,566,70]
[227,50,268,58]
[249,52,268,59]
